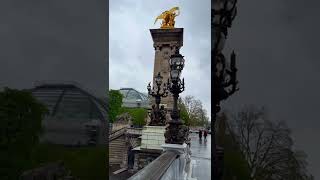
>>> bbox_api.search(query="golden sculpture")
[154,7,180,29]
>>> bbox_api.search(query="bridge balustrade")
[128,143,192,180]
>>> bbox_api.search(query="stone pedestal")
[132,126,166,171]
[140,126,166,150]
[149,28,184,111]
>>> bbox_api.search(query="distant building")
[30,82,107,146]
[119,88,149,108]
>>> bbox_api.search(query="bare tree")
[181,95,209,127]
[182,95,194,115]
[225,105,313,180]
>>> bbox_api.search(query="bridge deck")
[190,133,211,180]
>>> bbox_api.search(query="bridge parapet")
[128,143,193,180]
[126,127,143,136]
[109,126,127,141]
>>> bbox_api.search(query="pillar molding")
[150,28,184,111]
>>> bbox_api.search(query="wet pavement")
[189,133,211,180]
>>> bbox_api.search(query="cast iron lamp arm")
[179,78,185,93]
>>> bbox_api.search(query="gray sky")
[0,0,108,98]
[222,0,320,178]
[109,0,211,120]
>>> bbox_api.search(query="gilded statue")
[154,7,180,29]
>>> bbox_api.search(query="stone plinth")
[140,126,166,150]
[149,28,184,111]
[131,126,166,171]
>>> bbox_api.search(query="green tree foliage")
[0,88,48,179]
[120,107,147,126]
[180,95,209,127]
[108,90,123,123]
[178,98,191,125]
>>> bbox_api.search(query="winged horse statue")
[154,7,180,29]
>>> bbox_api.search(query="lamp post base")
[164,120,188,145]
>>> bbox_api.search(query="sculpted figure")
[154,7,180,29]
[159,105,167,125]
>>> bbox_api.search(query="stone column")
[133,153,140,171]
[149,28,184,111]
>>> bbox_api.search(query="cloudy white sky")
[109,0,211,120]
[0,0,107,98]
[222,0,320,177]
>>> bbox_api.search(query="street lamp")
[168,50,185,118]
[147,72,168,126]
[164,49,188,145]
[215,52,238,104]
[212,0,238,179]
[212,0,239,124]
[213,0,237,53]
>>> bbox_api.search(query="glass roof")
[119,88,148,101]
[119,88,149,108]
[30,83,107,146]
[31,84,107,121]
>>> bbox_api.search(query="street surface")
[190,133,211,180]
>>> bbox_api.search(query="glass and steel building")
[30,82,107,146]
[119,88,149,108]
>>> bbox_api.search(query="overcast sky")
[221,0,320,178]
[0,0,107,98]
[2,0,318,177]
[109,0,211,120]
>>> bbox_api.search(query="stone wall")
[109,135,127,165]
[133,149,162,171]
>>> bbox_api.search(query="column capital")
[153,43,162,51]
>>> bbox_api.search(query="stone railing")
[110,123,128,133]
[109,126,127,141]
[128,151,178,180]
[128,143,192,180]
[126,127,143,136]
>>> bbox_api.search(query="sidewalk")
[189,133,211,180]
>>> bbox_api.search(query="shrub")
[120,107,147,126]
[108,90,123,123]
[0,88,48,179]
[29,144,107,180]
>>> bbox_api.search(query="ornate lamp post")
[147,72,169,126]
[164,49,188,145]
[212,0,238,179]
